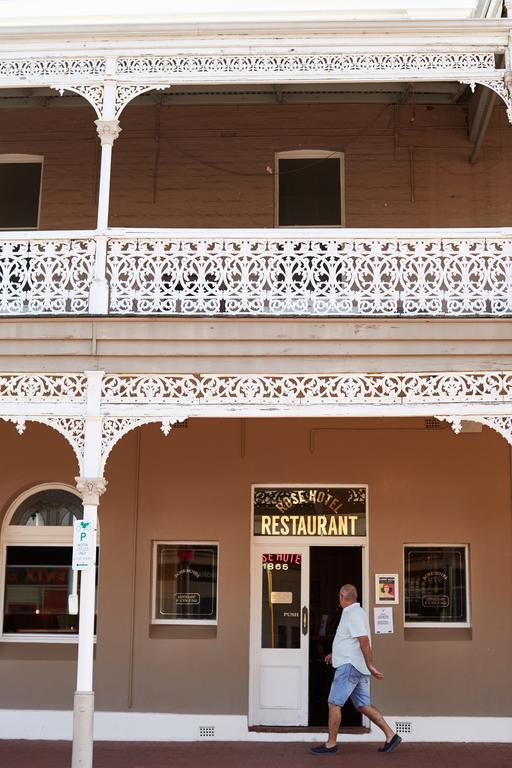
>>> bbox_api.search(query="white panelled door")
[250,546,309,726]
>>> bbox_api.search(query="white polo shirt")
[332,602,371,675]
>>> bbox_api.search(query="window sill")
[0,633,97,644]
[404,627,472,641]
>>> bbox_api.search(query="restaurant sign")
[253,487,366,537]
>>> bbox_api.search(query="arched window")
[0,484,98,642]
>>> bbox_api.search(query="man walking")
[311,584,401,755]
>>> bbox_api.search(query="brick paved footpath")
[1,741,511,768]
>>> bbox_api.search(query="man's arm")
[357,635,384,679]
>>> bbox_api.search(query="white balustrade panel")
[106,232,512,317]
[0,236,96,315]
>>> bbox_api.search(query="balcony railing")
[1,228,512,317]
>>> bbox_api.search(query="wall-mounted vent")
[395,721,412,734]
[174,419,189,429]
[425,418,442,430]
[199,726,215,738]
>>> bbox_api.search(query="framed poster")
[152,542,218,625]
[375,573,399,604]
[404,545,469,627]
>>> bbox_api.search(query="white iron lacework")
[106,235,512,316]
[439,415,512,446]
[101,416,187,469]
[0,375,87,402]
[114,84,170,117]
[116,53,496,80]
[0,237,96,315]
[1,416,27,434]
[0,416,85,467]
[51,85,104,117]
[0,58,106,81]
[101,372,510,405]
[460,79,512,124]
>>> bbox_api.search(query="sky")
[0,1,484,24]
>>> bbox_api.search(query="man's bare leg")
[326,703,342,748]
[359,704,394,742]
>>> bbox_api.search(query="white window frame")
[151,540,219,626]
[0,153,44,231]
[0,482,98,644]
[403,543,471,629]
[274,149,345,228]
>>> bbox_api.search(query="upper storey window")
[275,150,344,227]
[0,155,43,230]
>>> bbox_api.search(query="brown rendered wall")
[0,416,511,717]
[2,101,512,229]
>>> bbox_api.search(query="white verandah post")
[89,61,121,315]
[72,371,106,768]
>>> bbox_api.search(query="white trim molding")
[0,710,510,743]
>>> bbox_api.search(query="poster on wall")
[253,487,366,537]
[375,573,399,604]
[153,543,218,624]
[404,546,468,625]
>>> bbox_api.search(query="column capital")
[75,476,107,505]
[94,119,121,146]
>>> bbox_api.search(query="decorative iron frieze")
[116,52,496,79]
[0,374,87,402]
[101,372,511,405]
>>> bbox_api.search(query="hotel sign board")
[253,487,366,537]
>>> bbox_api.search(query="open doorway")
[308,546,363,727]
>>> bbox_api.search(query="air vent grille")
[199,726,215,738]
[425,418,442,430]
[395,721,412,734]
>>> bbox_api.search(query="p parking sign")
[72,520,96,570]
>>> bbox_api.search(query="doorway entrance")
[250,544,364,727]
[308,546,362,727]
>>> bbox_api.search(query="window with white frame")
[0,154,44,230]
[404,544,470,628]
[275,150,344,227]
[152,541,219,625]
[0,485,98,641]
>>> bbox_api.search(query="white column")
[94,118,121,231]
[71,371,106,768]
[89,73,121,315]
[72,477,106,768]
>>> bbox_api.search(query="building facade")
[0,3,511,765]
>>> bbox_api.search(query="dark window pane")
[278,157,341,226]
[10,490,83,526]
[154,544,218,621]
[261,553,302,648]
[0,163,42,229]
[3,545,98,634]
[404,546,467,624]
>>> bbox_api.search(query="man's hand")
[357,635,383,679]
[368,664,384,680]
[324,653,333,665]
